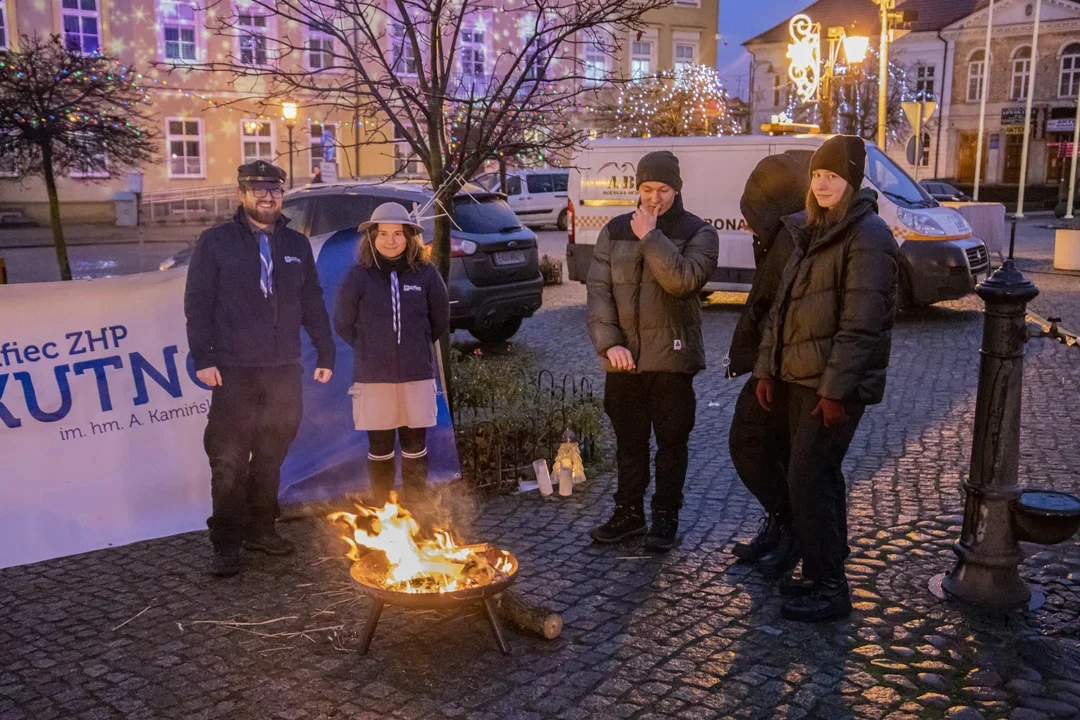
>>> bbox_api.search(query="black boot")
[757,527,800,579]
[732,514,785,562]
[781,578,852,622]
[368,456,396,507]
[244,530,295,556]
[644,510,679,553]
[778,575,815,598]
[590,504,646,544]
[210,548,241,577]
[401,453,433,528]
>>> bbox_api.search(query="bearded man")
[184,160,335,577]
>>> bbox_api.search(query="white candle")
[533,459,553,496]
[558,467,572,496]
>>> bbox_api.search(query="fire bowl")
[1013,490,1080,545]
[349,550,518,609]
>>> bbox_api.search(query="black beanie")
[810,135,866,190]
[636,151,682,192]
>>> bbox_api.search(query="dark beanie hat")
[810,135,866,190]
[636,151,682,192]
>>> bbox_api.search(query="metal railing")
[140,176,314,223]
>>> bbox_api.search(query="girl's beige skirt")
[349,380,438,431]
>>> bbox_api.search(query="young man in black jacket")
[185,160,336,577]
[727,152,809,577]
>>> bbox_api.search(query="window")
[1011,46,1032,100]
[915,65,935,99]
[553,172,568,192]
[237,11,270,65]
[526,173,553,194]
[391,21,417,76]
[967,50,986,102]
[674,43,697,72]
[524,35,551,83]
[911,131,931,167]
[393,125,422,175]
[310,123,336,174]
[69,133,109,178]
[241,119,274,164]
[460,27,485,80]
[772,74,783,107]
[61,0,100,54]
[166,118,203,178]
[309,195,374,237]
[160,1,198,61]
[583,41,607,84]
[452,196,521,234]
[504,175,522,196]
[1060,43,1080,97]
[307,32,334,71]
[0,3,9,51]
[673,0,701,5]
[631,39,653,79]
[282,197,313,235]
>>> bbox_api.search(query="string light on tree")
[600,64,742,139]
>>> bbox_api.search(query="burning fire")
[329,494,515,594]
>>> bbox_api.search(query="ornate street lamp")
[785,14,867,134]
[282,99,298,189]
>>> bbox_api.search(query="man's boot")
[590,504,646,544]
[778,574,815,598]
[757,526,800,579]
[781,577,852,622]
[368,455,396,507]
[732,513,785,562]
[644,509,679,552]
[244,529,295,556]
[210,548,241,577]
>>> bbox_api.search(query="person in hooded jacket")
[334,202,450,513]
[753,135,898,622]
[586,151,720,552]
[726,152,810,576]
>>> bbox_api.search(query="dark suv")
[163,181,543,343]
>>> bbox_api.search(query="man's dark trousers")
[205,364,303,550]
[729,377,790,523]
[780,382,865,582]
[605,372,696,513]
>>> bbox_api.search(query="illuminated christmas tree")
[601,64,744,138]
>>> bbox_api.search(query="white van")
[478,168,571,230]
[565,136,991,307]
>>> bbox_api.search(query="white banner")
[0,270,212,568]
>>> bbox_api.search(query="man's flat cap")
[238,160,287,185]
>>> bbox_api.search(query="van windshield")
[865,146,936,208]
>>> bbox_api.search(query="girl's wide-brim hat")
[358,201,424,233]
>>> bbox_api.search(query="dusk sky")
[716,0,813,99]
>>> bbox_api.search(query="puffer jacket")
[586,195,720,374]
[727,151,810,377]
[753,188,898,405]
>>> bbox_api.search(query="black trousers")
[779,382,865,582]
[204,364,303,551]
[367,427,428,507]
[604,372,696,514]
[729,377,790,523]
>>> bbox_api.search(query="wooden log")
[496,589,562,640]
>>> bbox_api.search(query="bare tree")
[0,34,157,280]
[166,0,667,279]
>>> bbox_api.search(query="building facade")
[942,0,1080,187]
[0,0,717,224]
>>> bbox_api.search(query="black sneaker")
[244,532,296,556]
[590,504,646,544]
[781,578,852,622]
[732,514,784,562]
[210,549,240,577]
[778,575,815,598]
[643,510,679,553]
[758,528,800,579]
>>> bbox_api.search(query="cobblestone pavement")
[2,220,1080,720]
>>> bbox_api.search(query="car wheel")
[469,317,523,344]
[557,209,568,231]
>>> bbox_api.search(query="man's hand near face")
[631,205,659,240]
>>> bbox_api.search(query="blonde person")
[333,202,450,510]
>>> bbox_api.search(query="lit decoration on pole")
[787,14,821,103]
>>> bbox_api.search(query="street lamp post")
[786,15,867,134]
[282,100,298,189]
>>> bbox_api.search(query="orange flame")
[328,494,514,594]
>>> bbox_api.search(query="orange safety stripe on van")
[575,214,616,230]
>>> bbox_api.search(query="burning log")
[496,590,563,640]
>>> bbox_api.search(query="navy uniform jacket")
[184,207,336,372]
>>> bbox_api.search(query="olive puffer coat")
[753,188,898,405]
[586,196,720,374]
